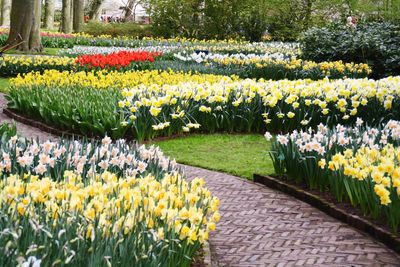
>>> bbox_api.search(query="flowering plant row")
[174,51,371,80]
[8,70,231,139]
[119,75,400,140]
[58,45,174,57]
[0,56,75,77]
[0,136,175,181]
[0,51,162,77]
[1,48,368,81]
[0,136,220,266]
[76,51,163,71]
[267,120,400,231]
[8,70,400,141]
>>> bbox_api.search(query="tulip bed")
[0,135,220,266]
[0,36,373,80]
[0,51,163,77]
[267,120,400,232]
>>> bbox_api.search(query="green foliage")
[301,22,400,77]
[0,78,10,93]
[149,0,269,41]
[0,123,17,142]
[6,85,127,139]
[82,21,153,38]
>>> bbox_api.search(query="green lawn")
[152,134,274,179]
[0,78,10,93]
[4,47,60,56]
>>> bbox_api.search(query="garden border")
[3,107,214,266]
[253,173,400,254]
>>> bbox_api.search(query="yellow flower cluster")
[120,75,399,121]
[215,57,371,75]
[327,145,400,205]
[12,69,235,90]
[0,171,220,244]
[1,55,74,67]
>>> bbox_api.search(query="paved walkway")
[1,94,399,266]
[182,167,400,266]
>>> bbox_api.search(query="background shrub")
[301,22,400,78]
[82,21,153,38]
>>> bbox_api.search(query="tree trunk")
[73,0,84,32]
[88,0,104,20]
[0,0,11,26]
[5,0,41,52]
[30,0,43,52]
[44,0,55,29]
[62,0,72,33]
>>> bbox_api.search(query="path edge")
[4,107,89,140]
[253,173,400,254]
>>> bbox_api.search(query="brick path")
[183,165,400,266]
[1,93,399,266]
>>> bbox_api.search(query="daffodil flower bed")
[8,70,400,140]
[120,75,400,139]
[268,119,400,231]
[0,56,75,77]
[0,136,220,266]
[173,52,371,80]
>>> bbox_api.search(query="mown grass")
[152,134,274,179]
[0,78,10,93]
[4,47,60,56]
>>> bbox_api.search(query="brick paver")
[1,93,399,266]
[182,165,400,266]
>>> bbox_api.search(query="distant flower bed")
[58,45,176,57]
[0,55,75,77]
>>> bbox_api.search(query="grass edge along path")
[152,133,274,179]
[0,78,10,93]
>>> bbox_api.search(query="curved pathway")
[1,94,399,266]
[182,167,400,266]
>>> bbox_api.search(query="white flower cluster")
[58,45,177,56]
[268,120,400,155]
[173,51,295,63]
[0,136,176,179]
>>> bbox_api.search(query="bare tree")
[5,0,42,52]
[0,0,11,26]
[62,0,73,33]
[44,0,55,29]
[73,0,84,32]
